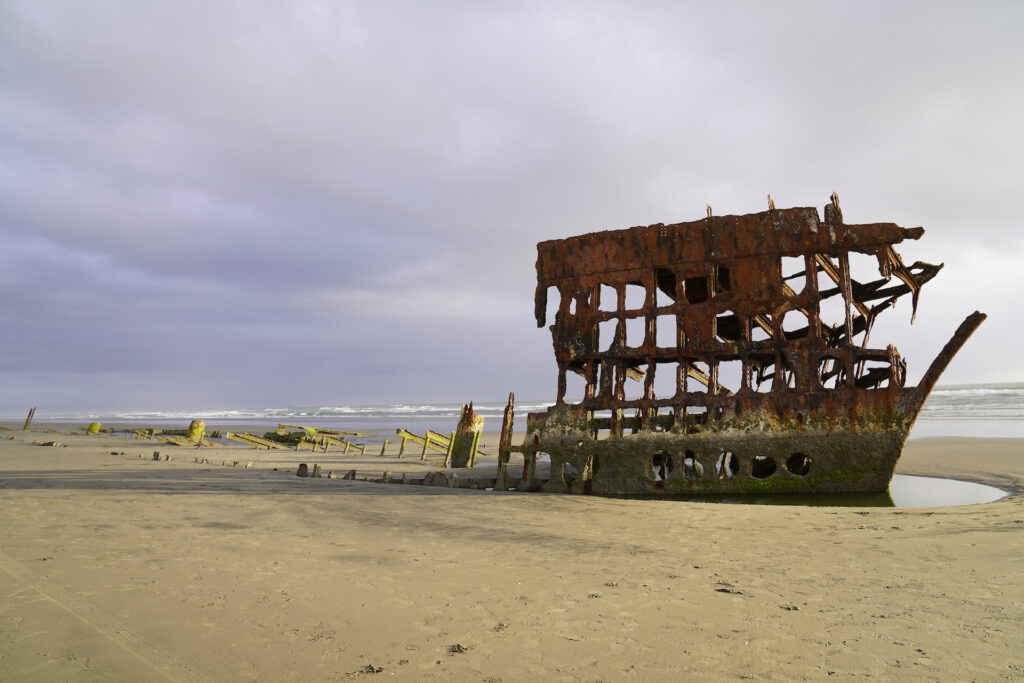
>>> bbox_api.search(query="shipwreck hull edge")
[528,417,910,495]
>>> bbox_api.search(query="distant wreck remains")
[497,194,985,495]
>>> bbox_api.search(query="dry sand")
[1,424,1022,681]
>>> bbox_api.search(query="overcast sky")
[1,1,1021,415]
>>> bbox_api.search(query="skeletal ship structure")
[500,196,985,495]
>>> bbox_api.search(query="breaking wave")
[31,401,554,433]
[919,383,1024,420]
[18,383,1024,434]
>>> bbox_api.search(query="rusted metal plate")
[518,195,985,496]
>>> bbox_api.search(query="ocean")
[18,382,1024,439]
[908,382,1024,438]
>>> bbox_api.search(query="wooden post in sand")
[442,436,454,466]
[187,419,205,444]
[379,440,388,457]
[521,435,539,487]
[468,429,482,468]
[443,431,455,467]
[448,403,485,469]
[23,407,36,431]
[495,393,514,491]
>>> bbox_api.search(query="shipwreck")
[496,194,985,495]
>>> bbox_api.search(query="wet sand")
[1,424,1022,681]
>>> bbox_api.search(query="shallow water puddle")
[632,475,1008,508]
[888,474,1007,507]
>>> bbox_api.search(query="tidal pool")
[693,475,1006,507]
[887,474,1007,507]
[633,475,1008,507]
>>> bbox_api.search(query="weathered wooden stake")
[379,440,388,457]
[469,429,482,468]
[449,402,485,469]
[187,419,205,443]
[496,392,515,491]
[23,407,36,431]
[444,432,455,465]
[521,435,539,486]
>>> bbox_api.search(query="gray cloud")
[1,1,1021,414]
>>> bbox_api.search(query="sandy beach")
[1,424,1022,681]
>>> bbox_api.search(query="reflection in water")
[621,475,1007,508]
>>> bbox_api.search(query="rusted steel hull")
[523,385,926,495]
[510,196,985,496]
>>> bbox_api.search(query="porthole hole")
[715,451,738,479]
[561,460,580,487]
[785,453,811,476]
[652,451,674,481]
[750,455,777,479]
[683,450,704,481]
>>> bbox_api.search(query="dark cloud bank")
[1,1,1022,415]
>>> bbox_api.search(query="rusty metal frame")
[507,195,985,496]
